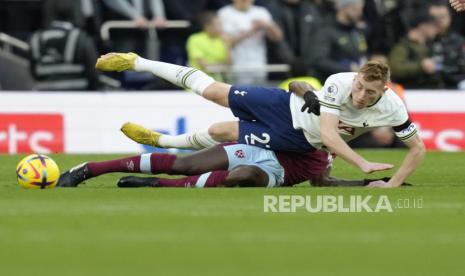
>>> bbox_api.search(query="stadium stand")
[1,0,465,91]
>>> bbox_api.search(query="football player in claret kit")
[57,142,328,188]
[95,53,425,188]
[58,137,404,188]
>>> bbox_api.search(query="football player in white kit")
[96,53,425,188]
[290,63,425,188]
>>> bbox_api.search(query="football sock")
[134,57,215,96]
[86,153,177,176]
[86,156,141,177]
[158,129,221,150]
[138,153,177,174]
[158,171,229,188]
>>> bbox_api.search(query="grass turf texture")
[0,150,464,276]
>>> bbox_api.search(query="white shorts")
[223,144,285,187]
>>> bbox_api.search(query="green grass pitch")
[1,150,464,276]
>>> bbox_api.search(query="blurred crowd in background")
[3,0,465,149]
[2,0,465,92]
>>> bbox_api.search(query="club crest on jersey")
[234,90,248,96]
[234,149,246,158]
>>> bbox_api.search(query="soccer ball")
[16,154,60,189]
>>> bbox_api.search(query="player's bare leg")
[95,52,232,107]
[57,145,229,187]
[208,121,239,142]
[57,143,268,188]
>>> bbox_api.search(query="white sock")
[158,129,221,150]
[188,129,221,149]
[158,133,195,149]
[135,57,215,95]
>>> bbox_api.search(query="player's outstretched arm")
[311,167,413,187]
[320,112,394,174]
[95,52,232,107]
[380,134,425,188]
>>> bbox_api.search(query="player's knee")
[203,82,230,106]
[208,122,238,142]
[227,166,268,187]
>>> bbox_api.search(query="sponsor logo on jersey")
[337,121,356,136]
[234,149,246,158]
[234,90,248,96]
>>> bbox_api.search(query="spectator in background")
[313,0,337,25]
[28,0,100,91]
[362,0,395,55]
[429,0,465,89]
[44,0,103,42]
[75,0,104,46]
[264,0,321,73]
[218,0,283,84]
[450,0,465,37]
[102,0,166,57]
[388,11,440,89]
[186,11,231,81]
[103,0,167,29]
[160,0,228,65]
[311,0,368,81]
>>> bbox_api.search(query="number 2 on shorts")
[244,133,271,148]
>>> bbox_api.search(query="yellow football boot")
[120,122,161,147]
[95,52,139,72]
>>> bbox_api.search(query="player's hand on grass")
[363,177,412,187]
[360,161,394,174]
[366,180,392,188]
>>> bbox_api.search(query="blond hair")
[359,61,390,84]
